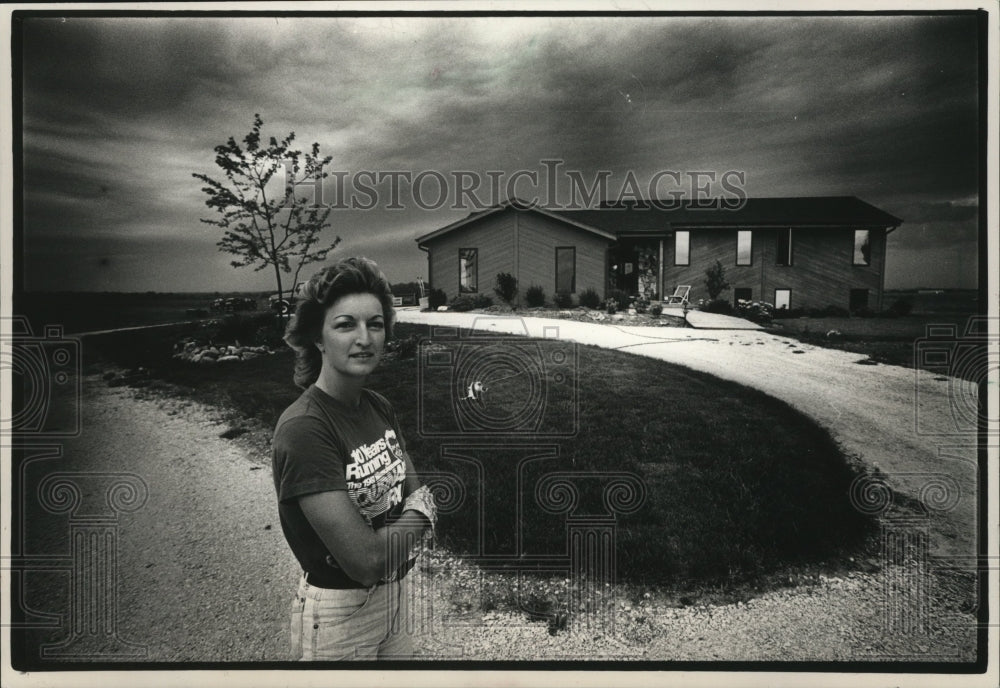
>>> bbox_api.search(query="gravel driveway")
[11,313,984,671]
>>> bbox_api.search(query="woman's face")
[316,292,386,381]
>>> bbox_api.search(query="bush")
[772,307,805,320]
[553,292,574,309]
[525,285,546,308]
[649,303,663,317]
[472,293,494,309]
[578,288,602,309]
[701,299,734,315]
[607,289,631,312]
[494,273,519,305]
[736,300,774,325]
[428,288,447,310]
[704,260,731,301]
[853,306,877,318]
[889,298,913,316]
[633,296,651,314]
[448,295,476,312]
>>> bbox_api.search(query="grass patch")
[85,321,876,590]
[773,314,983,381]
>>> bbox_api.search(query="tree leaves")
[192,115,342,305]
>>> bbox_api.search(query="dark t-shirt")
[272,385,411,587]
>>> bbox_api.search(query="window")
[674,231,690,266]
[736,230,752,266]
[776,228,793,266]
[850,289,869,311]
[853,230,871,266]
[734,287,752,307]
[459,248,478,293]
[555,247,576,293]
[775,289,791,310]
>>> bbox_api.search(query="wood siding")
[423,208,612,304]
[425,212,888,310]
[517,212,610,303]
[425,211,514,301]
[662,227,886,309]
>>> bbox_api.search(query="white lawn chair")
[665,285,691,306]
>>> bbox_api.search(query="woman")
[272,257,436,661]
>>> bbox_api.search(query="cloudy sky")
[17,12,981,292]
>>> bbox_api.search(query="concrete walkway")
[683,309,762,329]
[395,308,980,563]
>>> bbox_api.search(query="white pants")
[289,574,414,660]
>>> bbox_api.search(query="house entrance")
[608,239,660,300]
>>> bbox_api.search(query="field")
[772,289,982,378]
[16,291,271,334]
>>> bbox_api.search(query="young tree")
[193,114,340,314]
[705,260,731,301]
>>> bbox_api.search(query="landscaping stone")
[171,338,276,365]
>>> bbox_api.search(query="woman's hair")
[284,256,396,389]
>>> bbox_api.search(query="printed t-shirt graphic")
[346,427,407,524]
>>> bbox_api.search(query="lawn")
[772,314,984,381]
[84,316,877,591]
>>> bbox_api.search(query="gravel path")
[14,334,981,666]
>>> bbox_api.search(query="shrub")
[494,272,519,306]
[633,296,651,314]
[553,292,574,309]
[772,307,805,320]
[472,293,494,309]
[428,288,447,310]
[736,299,774,325]
[448,295,476,312]
[701,299,734,315]
[820,305,850,318]
[889,298,913,316]
[525,285,546,308]
[578,288,602,309]
[607,289,631,312]
[649,303,663,317]
[853,306,877,318]
[704,260,731,301]
[605,299,617,314]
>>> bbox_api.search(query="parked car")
[269,282,306,315]
[224,297,257,312]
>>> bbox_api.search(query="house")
[415,197,902,312]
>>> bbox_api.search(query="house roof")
[415,196,902,245]
[415,198,617,246]
[564,196,902,233]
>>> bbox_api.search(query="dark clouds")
[18,14,982,291]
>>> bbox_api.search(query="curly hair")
[283,257,396,389]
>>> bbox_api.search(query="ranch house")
[415,197,902,312]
